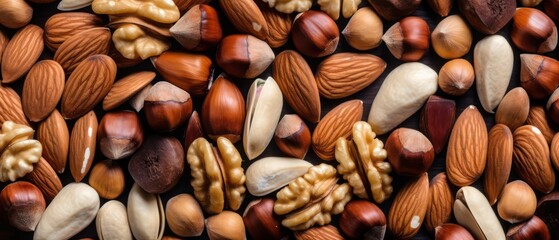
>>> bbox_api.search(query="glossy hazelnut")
[151,51,213,97]
[367,0,421,21]
[98,110,144,160]
[435,223,474,240]
[507,216,550,240]
[382,16,430,61]
[340,200,386,240]
[520,54,559,100]
[88,160,125,200]
[274,114,311,159]
[427,0,453,17]
[0,181,45,232]
[166,194,204,237]
[206,211,246,240]
[216,34,275,79]
[184,110,204,151]
[438,59,475,96]
[386,128,435,177]
[243,198,286,240]
[432,15,472,59]
[498,180,537,223]
[201,74,245,143]
[170,4,222,51]
[342,7,383,51]
[292,10,339,58]
[144,81,193,132]
[511,8,557,54]
[128,135,185,194]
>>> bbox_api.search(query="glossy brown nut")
[435,223,474,240]
[0,181,45,232]
[511,8,557,53]
[243,198,286,240]
[520,54,559,100]
[144,81,193,132]
[98,110,144,160]
[507,216,551,240]
[535,192,559,239]
[184,110,204,152]
[216,34,274,79]
[274,114,311,159]
[420,96,456,154]
[88,160,125,200]
[128,135,185,194]
[367,0,421,21]
[382,16,430,61]
[458,0,516,34]
[170,4,222,51]
[292,10,339,58]
[340,200,386,240]
[386,128,435,176]
[151,51,213,97]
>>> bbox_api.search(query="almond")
[25,157,63,202]
[294,225,344,240]
[419,95,456,154]
[388,172,429,239]
[0,29,8,66]
[526,105,556,144]
[484,124,513,205]
[425,172,453,232]
[54,27,111,74]
[273,50,321,123]
[60,54,116,119]
[257,0,291,48]
[0,85,29,126]
[513,125,555,193]
[103,71,156,111]
[446,105,488,186]
[312,100,363,160]
[44,12,104,51]
[315,53,386,99]
[1,24,44,84]
[495,87,530,131]
[219,0,268,40]
[551,133,559,172]
[36,110,69,174]
[22,60,65,122]
[69,111,98,182]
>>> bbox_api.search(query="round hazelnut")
[385,128,435,176]
[143,81,193,132]
[435,223,475,240]
[0,181,45,232]
[243,198,286,240]
[506,216,551,240]
[511,8,557,54]
[274,114,311,159]
[88,160,125,200]
[431,15,472,59]
[292,10,339,58]
[206,211,246,240]
[151,51,213,97]
[340,200,386,240]
[128,135,185,194]
[170,4,222,51]
[498,180,537,223]
[438,59,475,96]
[165,194,204,237]
[97,110,144,160]
[216,34,275,79]
[382,16,430,61]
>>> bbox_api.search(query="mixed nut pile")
[1,0,559,239]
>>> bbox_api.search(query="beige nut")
[0,121,42,182]
[112,24,170,60]
[92,0,179,24]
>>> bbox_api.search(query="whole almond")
[551,133,559,172]
[257,1,291,48]
[419,96,456,154]
[1,24,44,83]
[425,172,453,232]
[315,53,386,99]
[513,125,555,193]
[25,157,63,202]
[526,105,556,144]
[446,105,488,187]
[388,172,429,239]
[36,109,69,174]
[44,12,104,51]
[0,85,29,126]
[219,0,268,40]
[54,27,111,74]
[495,87,530,131]
[60,54,116,119]
[69,111,98,182]
[273,50,321,123]
[103,71,156,111]
[0,29,8,66]
[484,124,513,205]
[294,225,344,240]
[22,60,65,122]
[312,100,363,160]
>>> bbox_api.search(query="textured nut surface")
[527,105,556,144]
[69,111,97,182]
[112,24,170,60]
[36,110,69,174]
[53,27,111,74]
[262,0,312,13]
[103,71,155,111]
[484,124,513,205]
[220,0,268,40]
[92,0,179,23]
[425,172,453,232]
[388,172,429,239]
[495,87,530,131]
[258,1,291,48]
[551,133,559,171]
[25,157,62,201]
[1,24,44,84]
[0,86,28,126]
[335,121,392,203]
[245,157,312,197]
[22,60,65,123]
[294,225,344,240]
[44,12,104,51]
[0,121,41,182]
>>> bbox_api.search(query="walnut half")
[112,23,170,60]
[335,121,393,203]
[0,121,42,182]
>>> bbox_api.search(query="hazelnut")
[385,128,435,177]
[292,10,339,58]
[511,8,557,54]
[497,180,537,223]
[128,135,185,194]
[88,160,125,200]
[435,223,474,240]
[0,181,45,232]
[367,0,421,21]
[243,198,286,240]
[427,0,453,17]
[382,16,430,61]
[342,7,383,51]
[274,114,311,159]
[165,194,204,237]
[438,59,475,96]
[431,15,472,59]
[170,4,222,51]
[97,110,144,160]
[216,34,275,79]
[151,51,213,97]
[506,216,551,240]
[535,191,559,239]
[206,211,246,240]
[184,110,204,151]
[520,54,559,100]
[339,200,386,240]
[144,81,193,132]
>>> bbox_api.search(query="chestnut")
[340,200,386,240]
[382,16,430,61]
[511,8,557,53]
[292,10,339,58]
[97,110,144,160]
[435,223,474,240]
[144,81,193,132]
[506,216,551,240]
[216,34,274,79]
[385,128,435,176]
[170,4,222,51]
[0,181,45,232]
[274,114,311,159]
[243,198,286,240]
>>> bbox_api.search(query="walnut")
[92,0,180,24]
[112,23,170,60]
[262,0,312,14]
[0,121,42,182]
[335,121,393,203]
[274,164,352,230]
[186,137,246,214]
[317,0,362,20]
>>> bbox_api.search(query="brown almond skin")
[420,96,456,154]
[1,24,44,84]
[0,181,46,232]
[36,110,69,174]
[44,12,104,51]
[0,29,8,66]
[25,157,62,202]
[511,8,557,53]
[520,54,559,100]
[340,200,386,240]
[388,172,429,239]
[367,0,421,21]
[495,87,530,131]
[484,124,513,205]
[527,105,556,144]
[152,51,213,97]
[170,4,222,51]
[435,224,475,240]
[294,225,344,240]
[425,173,453,232]
[386,128,434,177]
[103,71,156,111]
[257,0,291,48]
[0,85,30,126]
[219,0,268,40]
[53,27,111,74]
[69,111,98,182]
[22,60,65,122]
[312,100,363,161]
[173,0,211,14]
[273,50,321,123]
[507,216,551,240]
[292,11,339,58]
[551,133,559,172]
[274,114,311,159]
[98,111,144,160]
[184,111,204,152]
[458,0,516,34]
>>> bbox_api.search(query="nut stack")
[1,0,559,239]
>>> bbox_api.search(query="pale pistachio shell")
[454,186,505,240]
[57,0,92,11]
[33,183,100,240]
[368,62,438,135]
[127,183,165,240]
[243,77,283,160]
[96,201,133,240]
[246,157,313,196]
[474,35,514,113]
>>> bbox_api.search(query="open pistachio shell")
[454,186,505,240]
[245,157,313,196]
[127,183,165,240]
[243,77,283,160]
[96,200,133,240]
